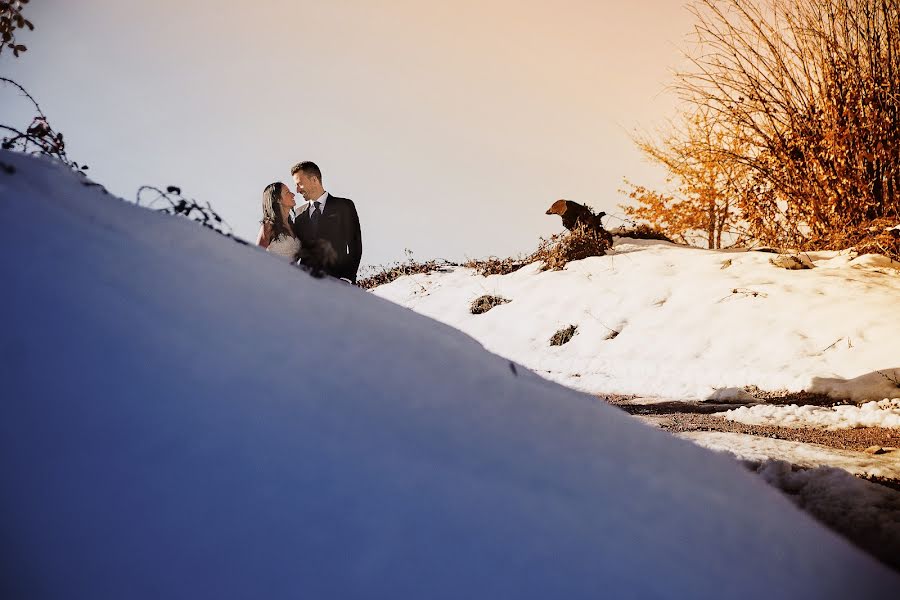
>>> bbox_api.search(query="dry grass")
[362,223,615,290]
[357,258,458,290]
[609,223,674,243]
[470,295,511,315]
[532,223,613,271]
[463,224,615,278]
[810,218,900,263]
[464,256,531,277]
[550,325,578,346]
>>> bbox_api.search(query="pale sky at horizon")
[2,1,697,267]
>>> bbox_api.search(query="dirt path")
[601,396,900,452]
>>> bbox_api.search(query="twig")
[876,370,900,389]
[820,337,843,352]
[718,287,768,302]
[135,185,243,243]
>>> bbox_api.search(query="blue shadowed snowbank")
[0,151,896,598]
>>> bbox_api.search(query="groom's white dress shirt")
[307,192,329,216]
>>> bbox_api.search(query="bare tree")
[624,107,753,249]
[626,0,900,257]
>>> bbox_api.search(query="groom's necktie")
[310,201,322,231]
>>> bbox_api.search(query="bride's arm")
[256,222,271,248]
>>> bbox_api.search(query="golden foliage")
[623,0,900,259]
[623,108,752,248]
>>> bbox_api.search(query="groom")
[290,161,363,283]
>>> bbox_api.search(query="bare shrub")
[532,223,612,271]
[1,1,33,58]
[362,216,615,291]
[358,251,458,290]
[624,0,900,260]
[550,325,578,346]
[1,78,91,176]
[470,295,511,315]
[357,260,456,290]
[608,223,674,242]
[464,255,531,277]
[812,217,900,263]
[464,223,613,278]
[136,185,245,244]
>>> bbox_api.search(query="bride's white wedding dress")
[267,235,300,262]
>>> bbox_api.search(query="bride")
[256,182,300,261]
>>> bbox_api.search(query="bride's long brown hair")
[261,182,293,242]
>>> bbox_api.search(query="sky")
[1,0,698,267]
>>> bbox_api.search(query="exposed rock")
[769,254,814,270]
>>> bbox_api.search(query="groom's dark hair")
[291,161,323,183]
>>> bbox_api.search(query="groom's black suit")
[292,194,363,283]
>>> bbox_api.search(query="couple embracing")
[257,161,362,284]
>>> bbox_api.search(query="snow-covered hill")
[374,238,900,402]
[1,151,897,598]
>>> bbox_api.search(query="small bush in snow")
[358,250,459,290]
[463,223,614,278]
[533,223,612,271]
[470,295,510,315]
[550,325,577,346]
[136,185,244,244]
[464,256,531,277]
[608,223,673,243]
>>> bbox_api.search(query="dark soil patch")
[601,396,900,452]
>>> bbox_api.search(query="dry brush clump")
[1,78,91,176]
[811,217,900,261]
[469,295,511,315]
[465,223,614,277]
[624,0,900,260]
[531,222,613,271]
[463,255,532,277]
[357,258,458,290]
[362,213,616,291]
[550,325,578,346]
[608,223,674,242]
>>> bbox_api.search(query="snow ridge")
[721,399,900,430]
[374,239,900,402]
[2,152,898,598]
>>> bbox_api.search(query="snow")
[373,239,900,403]
[750,460,900,571]
[2,150,898,597]
[679,437,900,569]
[720,399,900,430]
[679,431,900,480]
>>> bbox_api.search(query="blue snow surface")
[0,151,896,598]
